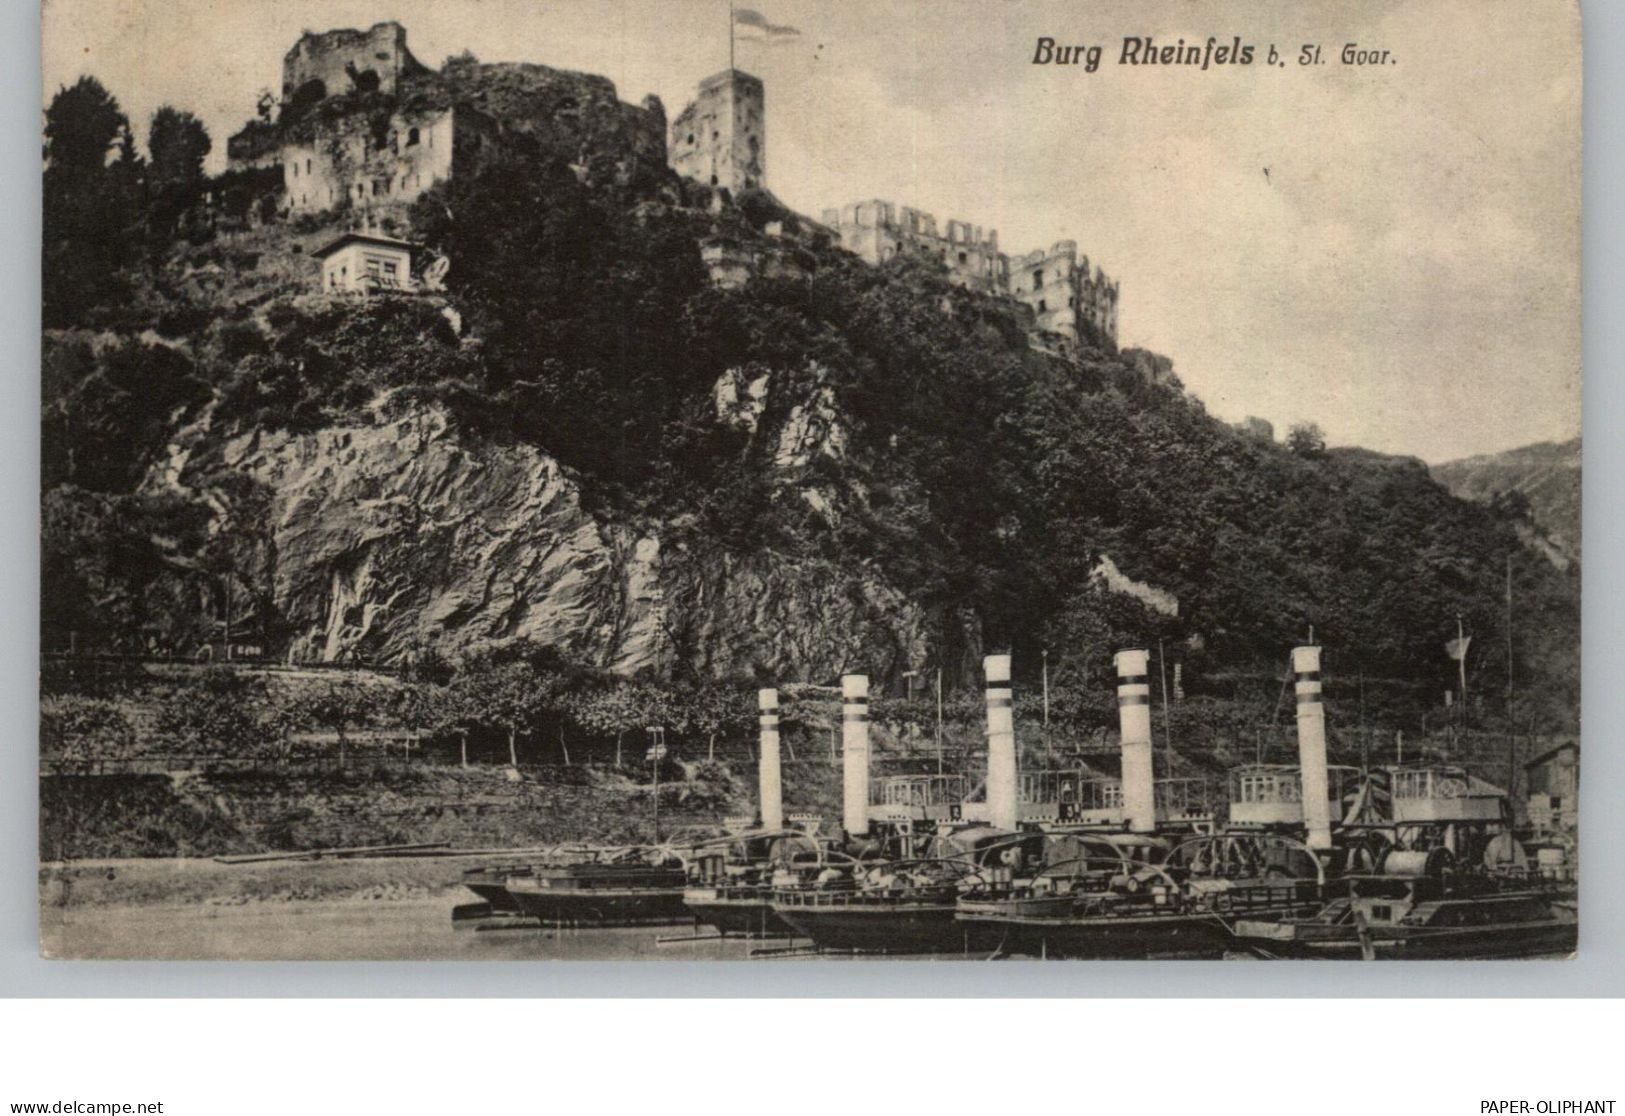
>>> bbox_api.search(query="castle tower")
[669,69,765,193]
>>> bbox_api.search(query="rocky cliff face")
[202,403,927,682]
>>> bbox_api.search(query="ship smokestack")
[1114,649,1156,832]
[1292,645,1333,850]
[840,674,870,838]
[984,654,1018,830]
[758,688,783,831]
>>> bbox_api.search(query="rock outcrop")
[206,406,925,681]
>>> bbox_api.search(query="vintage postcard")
[39,0,1580,961]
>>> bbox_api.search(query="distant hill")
[1432,438,1581,563]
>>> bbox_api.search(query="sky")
[42,0,1582,463]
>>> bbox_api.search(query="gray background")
[3,0,1616,997]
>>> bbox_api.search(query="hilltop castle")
[668,69,765,193]
[226,22,665,216]
[818,201,1119,343]
[656,63,1121,344]
[225,24,1117,343]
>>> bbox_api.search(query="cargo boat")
[505,859,690,926]
[1234,877,1577,959]
[772,880,968,953]
[770,836,1028,954]
[959,877,1326,959]
[680,830,830,938]
[683,881,796,937]
[459,863,533,914]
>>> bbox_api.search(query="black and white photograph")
[37,0,1582,964]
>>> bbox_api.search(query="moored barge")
[1234,877,1576,959]
[505,859,690,926]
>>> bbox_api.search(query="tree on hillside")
[567,682,677,767]
[452,659,543,768]
[43,77,141,325]
[683,684,754,762]
[295,679,381,769]
[389,682,443,763]
[44,76,128,175]
[147,106,211,188]
[427,682,478,768]
[1287,422,1327,458]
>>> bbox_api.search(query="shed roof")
[312,231,419,259]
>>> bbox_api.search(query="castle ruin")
[822,200,1119,344]
[282,22,429,104]
[668,69,765,193]
[227,22,667,220]
[225,23,1119,343]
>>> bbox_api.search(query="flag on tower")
[1445,634,1471,661]
[734,7,801,43]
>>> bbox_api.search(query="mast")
[1505,553,1517,804]
[1158,638,1173,760]
[729,0,736,71]
[935,667,944,777]
[1457,614,1469,729]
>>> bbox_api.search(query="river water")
[41,897,921,961]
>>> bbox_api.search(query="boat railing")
[1389,766,1476,800]
[870,774,967,808]
[1014,773,1212,813]
[1228,765,1360,806]
[1155,777,1211,813]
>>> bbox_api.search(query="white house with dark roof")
[313,232,418,293]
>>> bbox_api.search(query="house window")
[292,162,299,178]
[958,251,967,264]
[1034,270,1043,289]
[407,127,420,146]
[1038,299,1047,313]
[306,158,312,175]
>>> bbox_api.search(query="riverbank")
[39,853,504,911]
[38,760,786,859]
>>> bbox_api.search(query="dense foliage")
[39,71,1580,739]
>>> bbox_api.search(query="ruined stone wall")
[822,200,1006,293]
[1078,264,1119,342]
[824,198,1118,342]
[669,70,764,193]
[282,21,424,102]
[1010,242,1084,338]
[282,107,454,215]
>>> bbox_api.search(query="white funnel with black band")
[1292,645,1332,850]
[841,674,870,837]
[758,688,783,831]
[984,654,1018,831]
[1114,649,1156,832]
